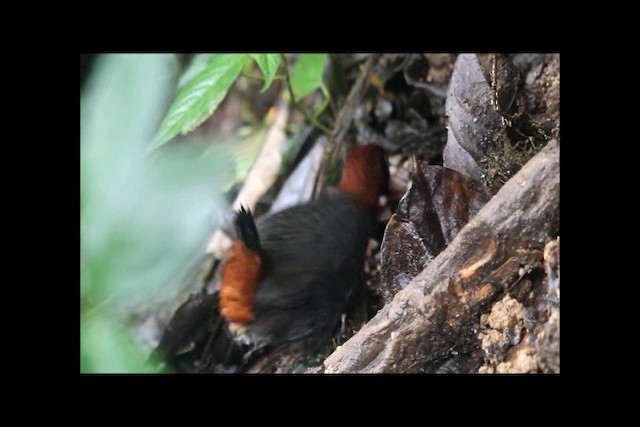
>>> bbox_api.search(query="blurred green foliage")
[81,54,228,373]
[81,53,331,373]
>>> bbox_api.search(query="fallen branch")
[205,96,290,259]
[324,140,559,373]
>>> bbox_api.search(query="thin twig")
[313,53,382,198]
[330,53,381,143]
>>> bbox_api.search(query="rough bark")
[324,139,559,373]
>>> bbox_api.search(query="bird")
[218,143,387,358]
[153,143,387,373]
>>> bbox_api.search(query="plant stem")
[280,54,331,135]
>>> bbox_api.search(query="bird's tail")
[219,206,263,326]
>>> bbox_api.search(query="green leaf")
[82,54,233,373]
[81,53,227,328]
[151,53,249,149]
[81,314,159,373]
[250,53,282,93]
[81,54,175,166]
[290,53,328,100]
[178,54,216,89]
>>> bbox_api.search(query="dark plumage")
[234,189,375,352]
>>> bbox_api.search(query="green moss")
[480,125,548,188]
